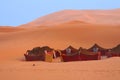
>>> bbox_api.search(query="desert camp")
[1,1,120,79]
[24,44,120,62]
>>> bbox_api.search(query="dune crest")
[19,9,120,28]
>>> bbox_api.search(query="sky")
[0,0,120,26]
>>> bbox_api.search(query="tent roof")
[65,45,78,51]
[111,44,120,53]
[40,46,53,51]
[28,46,53,55]
[79,47,98,55]
[88,43,106,51]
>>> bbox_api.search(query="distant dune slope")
[0,26,24,32]
[19,9,120,27]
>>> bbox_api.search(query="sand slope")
[0,26,24,32]
[19,9,120,27]
[0,22,120,61]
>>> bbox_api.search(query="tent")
[61,47,101,62]
[61,53,80,62]
[106,44,120,57]
[61,45,78,55]
[88,44,108,56]
[60,46,80,62]
[24,46,53,61]
[79,48,101,61]
[24,54,44,61]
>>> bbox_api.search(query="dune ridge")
[19,9,120,27]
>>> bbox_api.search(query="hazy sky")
[0,0,120,26]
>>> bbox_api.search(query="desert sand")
[0,9,120,80]
[0,57,120,80]
[0,23,120,61]
[0,26,24,32]
[19,9,120,27]
[0,23,120,80]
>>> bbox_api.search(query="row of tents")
[24,44,120,62]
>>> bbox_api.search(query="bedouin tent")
[88,43,108,56]
[60,46,79,62]
[106,44,120,57]
[61,47,101,62]
[61,45,78,55]
[79,47,101,61]
[61,53,80,62]
[24,46,53,61]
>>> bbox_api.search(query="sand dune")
[0,22,120,61]
[19,9,120,27]
[0,26,24,33]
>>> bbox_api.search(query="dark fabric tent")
[24,46,53,61]
[65,45,78,51]
[79,47,101,61]
[61,45,78,55]
[106,44,120,57]
[61,52,80,62]
[111,44,120,53]
[88,44,108,56]
[54,46,78,58]
[60,46,79,62]
[61,47,101,62]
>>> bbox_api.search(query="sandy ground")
[0,57,120,80]
[0,19,120,80]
